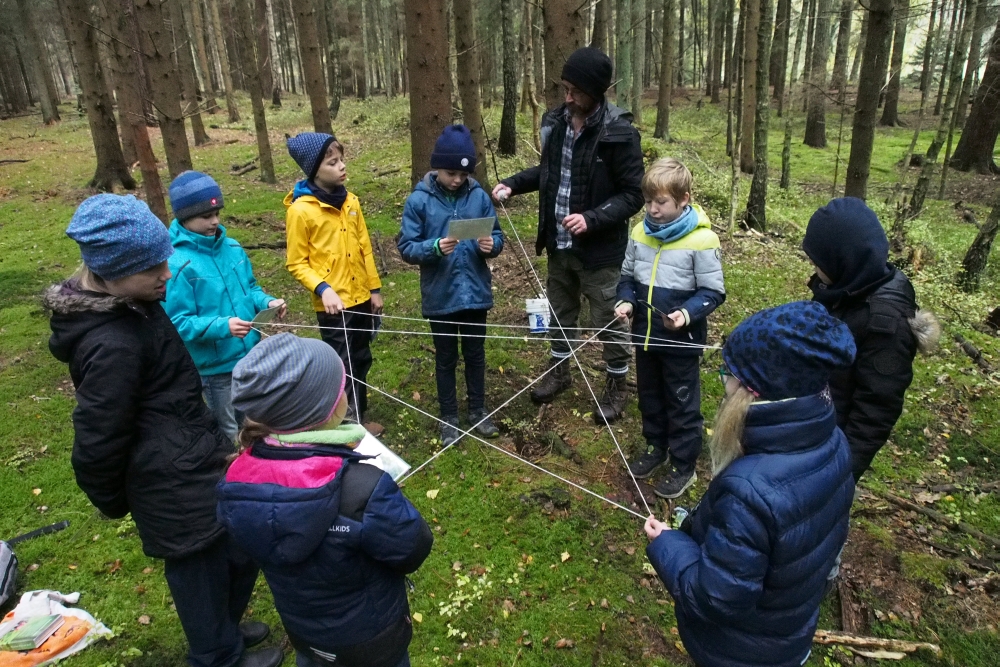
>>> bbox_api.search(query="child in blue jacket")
[164,171,286,441]
[218,333,433,667]
[615,158,725,499]
[397,125,504,447]
[644,302,856,667]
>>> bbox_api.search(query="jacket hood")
[169,219,229,253]
[217,461,345,566]
[45,282,134,363]
[910,309,941,354]
[416,172,482,200]
[741,393,839,457]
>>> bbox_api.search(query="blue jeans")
[202,373,241,442]
[295,652,410,667]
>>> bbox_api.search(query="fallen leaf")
[426,489,439,499]
[624,545,636,556]
[412,613,423,623]
[600,598,609,609]
[412,391,421,401]
[27,564,38,572]
[914,491,942,504]
[67,564,77,570]
[560,552,571,562]
[554,638,574,649]
[32,488,41,495]
[137,615,150,625]
[705,428,714,436]
[626,595,635,604]
[142,567,154,574]
[108,559,122,574]
[452,561,462,571]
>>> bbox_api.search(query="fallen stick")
[0,159,30,165]
[234,163,258,176]
[953,333,993,372]
[375,167,401,177]
[813,630,940,655]
[242,242,286,250]
[880,491,1000,550]
[928,480,1000,494]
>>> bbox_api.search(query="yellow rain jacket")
[284,190,382,311]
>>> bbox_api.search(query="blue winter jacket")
[647,393,854,667]
[397,173,504,317]
[217,441,433,656]
[164,221,275,375]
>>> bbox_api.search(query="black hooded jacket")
[803,198,939,480]
[500,101,645,269]
[46,282,232,559]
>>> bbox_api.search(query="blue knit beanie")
[66,194,174,281]
[169,171,224,222]
[287,132,337,179]
[431,125,476,172]
[231,333,347,434]
[723,301,856,401]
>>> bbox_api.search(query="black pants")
[163,536,260,667]
[317,301,374,421]
[428,309,487,418]
[635,349,703,474]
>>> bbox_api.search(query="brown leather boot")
[594,373,628,424]
[530,357,572,404]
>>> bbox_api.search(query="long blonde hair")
[235,418,272,455]
[71,264,108,293]
[709,386,755,474]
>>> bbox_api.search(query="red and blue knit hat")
[168,171,224,222]
[722,301,856,401]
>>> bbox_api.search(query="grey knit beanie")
[231,333,346,433]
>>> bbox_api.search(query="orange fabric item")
[0,616,92,667]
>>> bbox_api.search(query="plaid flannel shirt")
[553,104,604,250]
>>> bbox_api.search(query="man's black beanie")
[561,47,613,100]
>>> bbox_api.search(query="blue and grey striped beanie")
[169,171,224,222]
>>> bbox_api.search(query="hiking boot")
[239,621,270,648]
[594,374,628,425]
[469,408,499,438]
[440,416,462,447]
[530,357,572,404]
[628,448,667,479]
[654,467,697,500]
[236,647,283,667]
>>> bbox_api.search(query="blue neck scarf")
[643,205,698,243]
[292,179,348,210]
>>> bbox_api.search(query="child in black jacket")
[802,198,939,480]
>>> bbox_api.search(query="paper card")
[355,432,411,481]
[445,217,496,241]
[252,306,282,324]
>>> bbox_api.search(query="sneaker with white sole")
[654,468,697,499]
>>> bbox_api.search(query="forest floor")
[1,89,999,667]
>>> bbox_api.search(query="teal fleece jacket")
[164,221,275,375]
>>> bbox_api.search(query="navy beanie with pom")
[723,301,856,401]
[431,125,477,172]
[169,171,224,222]
[287,132,337,179]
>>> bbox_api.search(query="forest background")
[1,0,1000,665]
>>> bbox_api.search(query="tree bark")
[740,0,760,173]
[710,0,725,102]
[289,0,332,133]
[632,0,646,118]
[209,0,240,121]
[15,0,60,124]
[454,0,490,182]
[781,0,807,188]
[879,0,908,126]
[951,11,1000,173]
[843,0,894,199]
[770,0,791,100]
[255,0,274,97]
[616,0,633,109]
[677,0,685,85]
[935,0,959,116]
[59,0,135,190]
[592,0,609,50]
[957,190,1000,291]
[324,0,342,119]
[170,0,211,146]
[498,0,519,155]
[849,0,867,82]
[188,0,218,111]
[831,0,853,91]
[233,0,276,183]
[655,0,675,138]
[804,0,832,147]
[746,0,773,229]
[404,0,452,185]
[954,0,989,128]
[542,0,585,109]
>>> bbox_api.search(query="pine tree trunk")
[781,0,807,187]
[254,0,274,96]
[592,0,609,50]
[879,0,908,126]
[404,0,452,185]
[188,0,218,112]
[655,0,675,138]
[15,0,60,124]
[290,0,332,133]
[770,0,790,97]
[954,0,988,128]
[843,0,894,198]
[60,0,135,190]
[957,191,1000,291]
[234,0,276,182]
[710,0,724,102]
[209,0,240,121]
[935,0,959,116]
[831,0,853,91]
[951,11,1000,173]
[677,0,684,85]
[109,0,167,221]
[850,0,866,82]
[746,0,773,229]
[723,0,733,87]
[542,0,585,109]
[804,0,832,147]
[918,0,938,97]
[455,0,490,182]
[498,0,519,155]
[632,0,646,118]
[324,0,342,118]
[616,0,633,109]
[170,0,211,146]
[740,0,760,173]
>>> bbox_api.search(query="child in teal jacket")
[163,171,286,440]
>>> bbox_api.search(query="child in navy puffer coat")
[397,125,504,448]
[217,333,433,667]
[644,301,856,667]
